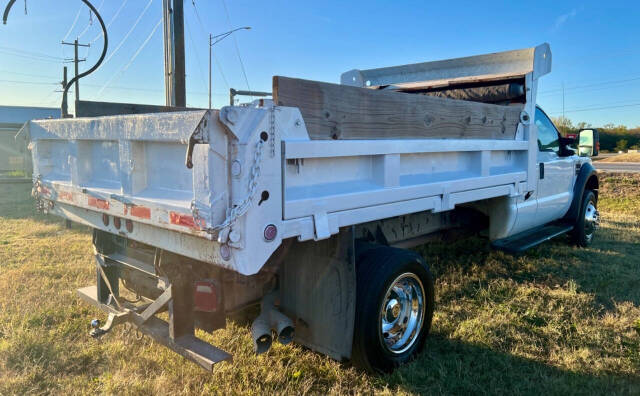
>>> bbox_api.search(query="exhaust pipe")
[250,312,272,354]
[270,308,294,345]
[250,292,295,354]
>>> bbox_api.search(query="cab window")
[535,107,559,153]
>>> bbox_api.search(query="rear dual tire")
[352,246,434,373]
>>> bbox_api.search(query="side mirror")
[578,128,599,157]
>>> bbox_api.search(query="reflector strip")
[58,191,74,201]
[88,197,110,210]
[130,205,151,219]
[170,212,196,228]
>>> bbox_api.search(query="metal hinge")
[185,115,210,169]
[313,211,331,241]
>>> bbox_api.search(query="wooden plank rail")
[273,76,523,140]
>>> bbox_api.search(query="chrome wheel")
[584,201,599,243]
[379,272,425,354]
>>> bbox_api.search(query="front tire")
[352,246,434,372]
[571,189,599,247]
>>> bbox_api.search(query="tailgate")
[27,110,228,240]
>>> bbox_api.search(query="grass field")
[1,174,640,395]
[599,153,640,163]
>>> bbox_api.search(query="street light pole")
[208,26,250,109]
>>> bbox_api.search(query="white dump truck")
[26,43,600,372]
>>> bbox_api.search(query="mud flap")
[279,227,356,361]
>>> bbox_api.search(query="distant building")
[0,105,59,178]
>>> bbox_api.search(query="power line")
[184,15,208,88]
[0,50,62,63]
[91,0,130,44]
[220,0,251,94]
[538,76,640,96]
[0,46,64,60]
[190,1,230,90]
[191,0,207,30]
[101,0,154,67]
[76,0,105,40]
[0,70,59,79]
[97,17,163,97]
[2,77,227,96]
[38,89,59,106]
[0,79,59,86]
[548,101,640,115]
[62,7,83,41]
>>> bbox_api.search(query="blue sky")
[1,0,639,127]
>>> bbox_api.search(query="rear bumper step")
[77,285,232,371]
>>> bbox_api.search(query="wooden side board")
[273,76,523,140]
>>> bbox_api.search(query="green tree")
[615,139,629,152]
[576,121,592,130]
[551,116,575,136]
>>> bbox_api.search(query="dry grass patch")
[599,153,640,163]
[1,174,640,394]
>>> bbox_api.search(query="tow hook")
[89,312,129,338]
[89,318,104,338]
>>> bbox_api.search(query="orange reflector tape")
[169,211,196,228]
[88,197,110,210]
[130,205,151,219]
[58,191,74,201]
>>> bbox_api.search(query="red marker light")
[264,224,277,241]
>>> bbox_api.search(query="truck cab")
[498,106,600,251]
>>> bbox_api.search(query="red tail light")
[125,219,133,233]
[194,280,219,312]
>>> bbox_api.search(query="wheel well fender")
[564,162,598,222]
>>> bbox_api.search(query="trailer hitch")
[88,276,174,338]
[90,312,130,338]
[80,250,232,370]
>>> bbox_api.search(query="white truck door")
[534,107,574,225]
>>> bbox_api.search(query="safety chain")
[192,138,265,233]
[269,105,276,158]
[32,175,47,212]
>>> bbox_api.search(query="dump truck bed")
[27,44,551,276]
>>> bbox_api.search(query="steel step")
[492,223,574,254]
[77,285,232,371]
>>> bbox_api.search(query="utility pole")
[209,33,212,109]
[62,39,89,107]
[61,66,68,116]
[162,0,186,107]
